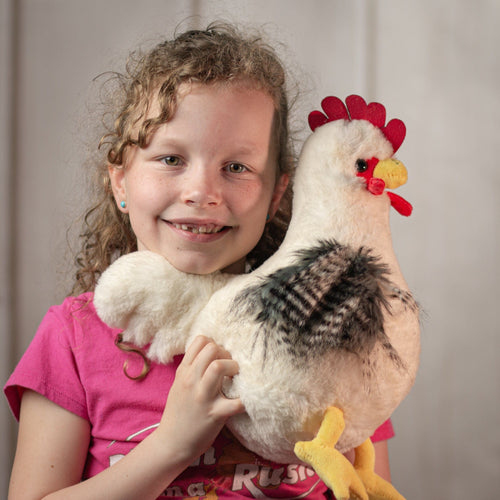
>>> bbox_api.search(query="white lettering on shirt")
[187,482,206,496]
[232,463,260,491]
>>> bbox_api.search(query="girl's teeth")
[173,223,223,234]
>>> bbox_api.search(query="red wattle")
[367,177,386,195]
[387,192,413,216]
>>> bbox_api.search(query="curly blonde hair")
[71,22,295,296]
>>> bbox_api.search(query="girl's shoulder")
[52,291,100,321]
[4,292,120,420]
[42,292,117,342]
[33,291,121,366]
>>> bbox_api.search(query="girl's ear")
[108,164,128,213]
[268,173,290,220]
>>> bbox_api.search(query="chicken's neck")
[258,186,407,289]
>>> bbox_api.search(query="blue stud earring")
[120,201,126,209]
[266,214,270,221]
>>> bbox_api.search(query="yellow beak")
[373,158,408,189]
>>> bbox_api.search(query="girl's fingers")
[188,338,232,379]
[184,336,231,366]
[214,395,246,418]
[181,336,238,396]
[182,335,213,365]
[200,358,239,398]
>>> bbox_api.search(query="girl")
[5,24,395,499]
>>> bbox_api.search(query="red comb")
[308,95,406,154]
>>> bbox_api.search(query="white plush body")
[95,118,420,463]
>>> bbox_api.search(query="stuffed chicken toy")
[94,95,420,500]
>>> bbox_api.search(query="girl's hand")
[155,336,245,465]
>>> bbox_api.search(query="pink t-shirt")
[4,293,394,499]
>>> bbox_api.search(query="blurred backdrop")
[1,0,499,498]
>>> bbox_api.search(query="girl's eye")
[161,156,181,167]
[226,163,247,174]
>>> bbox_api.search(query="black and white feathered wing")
[233,240,405,367]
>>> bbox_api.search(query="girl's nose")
[181,165,222,207]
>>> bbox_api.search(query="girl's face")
[109,83,289,275]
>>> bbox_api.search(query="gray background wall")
[1,1,499,498]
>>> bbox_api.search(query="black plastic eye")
[356,159,368,173]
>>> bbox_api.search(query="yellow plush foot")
[294,407,368,500]
[354,439,405,500]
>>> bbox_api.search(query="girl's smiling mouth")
[170,222,226,234]
[164,220,232,240]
